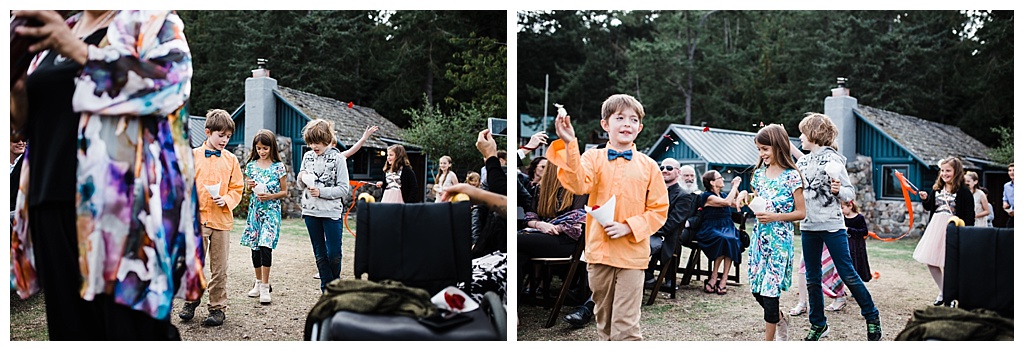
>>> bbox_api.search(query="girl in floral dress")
[736,124,806,341]
[241,130,288,304]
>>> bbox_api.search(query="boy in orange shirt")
[546,94,669,340]
[179,109,245,326]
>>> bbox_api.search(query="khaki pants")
[588,263,644,341]
[202,226,230,311]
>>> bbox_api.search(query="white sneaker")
[775,312,789,341]
[247,281,260,297]
[259,283,272,304]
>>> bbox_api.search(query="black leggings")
[753,293,780,324]
[251,246,273,268]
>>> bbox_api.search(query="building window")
[880,165,910,199]
[350,150,369,176]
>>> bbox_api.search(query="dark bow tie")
[205,149,222,158]
[607,149,633,161]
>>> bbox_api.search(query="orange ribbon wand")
[869,170,916,242]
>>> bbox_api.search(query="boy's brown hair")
[601,94,645,122]
[798,113,839,149]
[302,119,336,146]
[205,109,235,134]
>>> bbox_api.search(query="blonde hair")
[436,155,454,186]
[302,119,336,146]
[466,171,481,187]
[798,113,839,149]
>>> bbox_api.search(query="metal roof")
[649,124,801,167]
[188,115,207,148]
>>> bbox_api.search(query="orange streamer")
[869,170,914,241]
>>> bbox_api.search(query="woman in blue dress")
[696,170,744,295]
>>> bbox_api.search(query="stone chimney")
[824,77,857,162]
[245,58,277,145]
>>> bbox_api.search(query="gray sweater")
[795,146,855,232]
[298,148,351,219]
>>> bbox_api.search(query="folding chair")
[678,212,747,287]
[647,225,684,305]
[528,235,587,328]
[308,201,506,340]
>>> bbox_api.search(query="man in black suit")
[644,158,699,291]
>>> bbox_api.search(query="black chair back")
[355,201,473,295]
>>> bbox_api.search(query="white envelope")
[585,195,616,226]
[747,196,768,213]
[253,183,268,195]
[301,173,317,188]
[825,161,844,180]
[204,183,221,199]
[431,286,479,313]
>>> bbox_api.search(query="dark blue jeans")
[802,229,879,327]
[304,216,343,291]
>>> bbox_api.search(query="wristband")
[520,145,537,151]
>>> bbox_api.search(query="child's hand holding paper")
[585,195,616,226]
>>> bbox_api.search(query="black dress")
[844,214,871,282]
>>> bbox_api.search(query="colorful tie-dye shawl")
[11,10,204,320]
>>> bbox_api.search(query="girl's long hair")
[246,129,282,164]
[754,124,799,171]
[933,156,965,193]
[536,162,573,219]
[384,144,411,173]
[435,155,454,186]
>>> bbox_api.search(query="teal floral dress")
[241,161,286,250]
[747,167,803,298]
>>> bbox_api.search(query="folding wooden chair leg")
[544,257,581,328]
[646,254,679,306]
[680,246,707,287]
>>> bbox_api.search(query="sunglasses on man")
[659,165,676,171]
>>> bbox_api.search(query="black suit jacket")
[653,183,698,263]
[10,156,23,211]
[922,182,975,226]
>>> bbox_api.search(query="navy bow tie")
[205,149,222,158]
[607,149,633,161]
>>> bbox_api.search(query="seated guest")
[518,162,586,299]
[697,170,744,295]
[644,158,699,291]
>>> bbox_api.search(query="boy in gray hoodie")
[790,113,881,341]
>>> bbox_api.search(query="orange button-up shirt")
[546,139,669,269]
[193,144,244,231]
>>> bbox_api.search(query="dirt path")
[516,232,938,341]
[171,218,356,341]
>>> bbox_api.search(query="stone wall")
[847,155,928,238]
